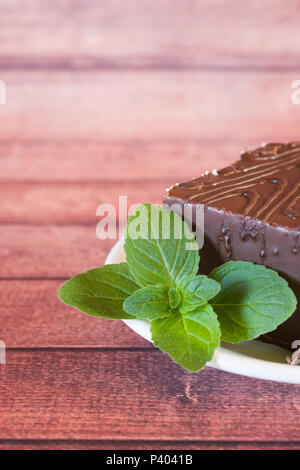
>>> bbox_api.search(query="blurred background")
[1,2,300,171]
[1,0,300,276]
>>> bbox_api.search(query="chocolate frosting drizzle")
[167,142,300,229]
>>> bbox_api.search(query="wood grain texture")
[0,182,163,224]
[1,0,300,450]
[0,350,300,441]
[1,225,115,278]
[0,139,249,182]
[0,71,299,141]
[0,280,151,348]
[1,440,300,450]
[1,0,300,69]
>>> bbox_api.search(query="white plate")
[105,239,300,384]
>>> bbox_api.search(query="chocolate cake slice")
[164,142,300,349]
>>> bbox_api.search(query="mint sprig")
[124,286,173,320]
[58,203,297,373]
[124,203,199,287]
[151,304,220,372]
[57,263,140,319]
[178,274,220,313]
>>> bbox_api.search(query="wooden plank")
[0,350,300,440]
[0,280,151,348]
[0,140,248,182]
[0,71,299,141]
[1,440,300,450]
[0,225,116,278]
[0,182,163,224]
[1,0,300,69]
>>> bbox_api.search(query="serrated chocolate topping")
[167,142,300,229]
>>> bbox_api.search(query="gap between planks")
[0,439,300,450]
[1,58,300,73]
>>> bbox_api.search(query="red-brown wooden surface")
[1,0,300,450]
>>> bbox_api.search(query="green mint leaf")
[151,304,221,372]
[168,288,181,309]
[57,262,140,319]
[124,203,199,288]
[209,261,297,342]
[123,286,173,320]
[178,274,221,314]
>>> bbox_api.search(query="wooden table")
[0,0,300,450]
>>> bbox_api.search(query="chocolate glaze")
[164,142,300,350]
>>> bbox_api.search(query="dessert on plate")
[164,142,300,349]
